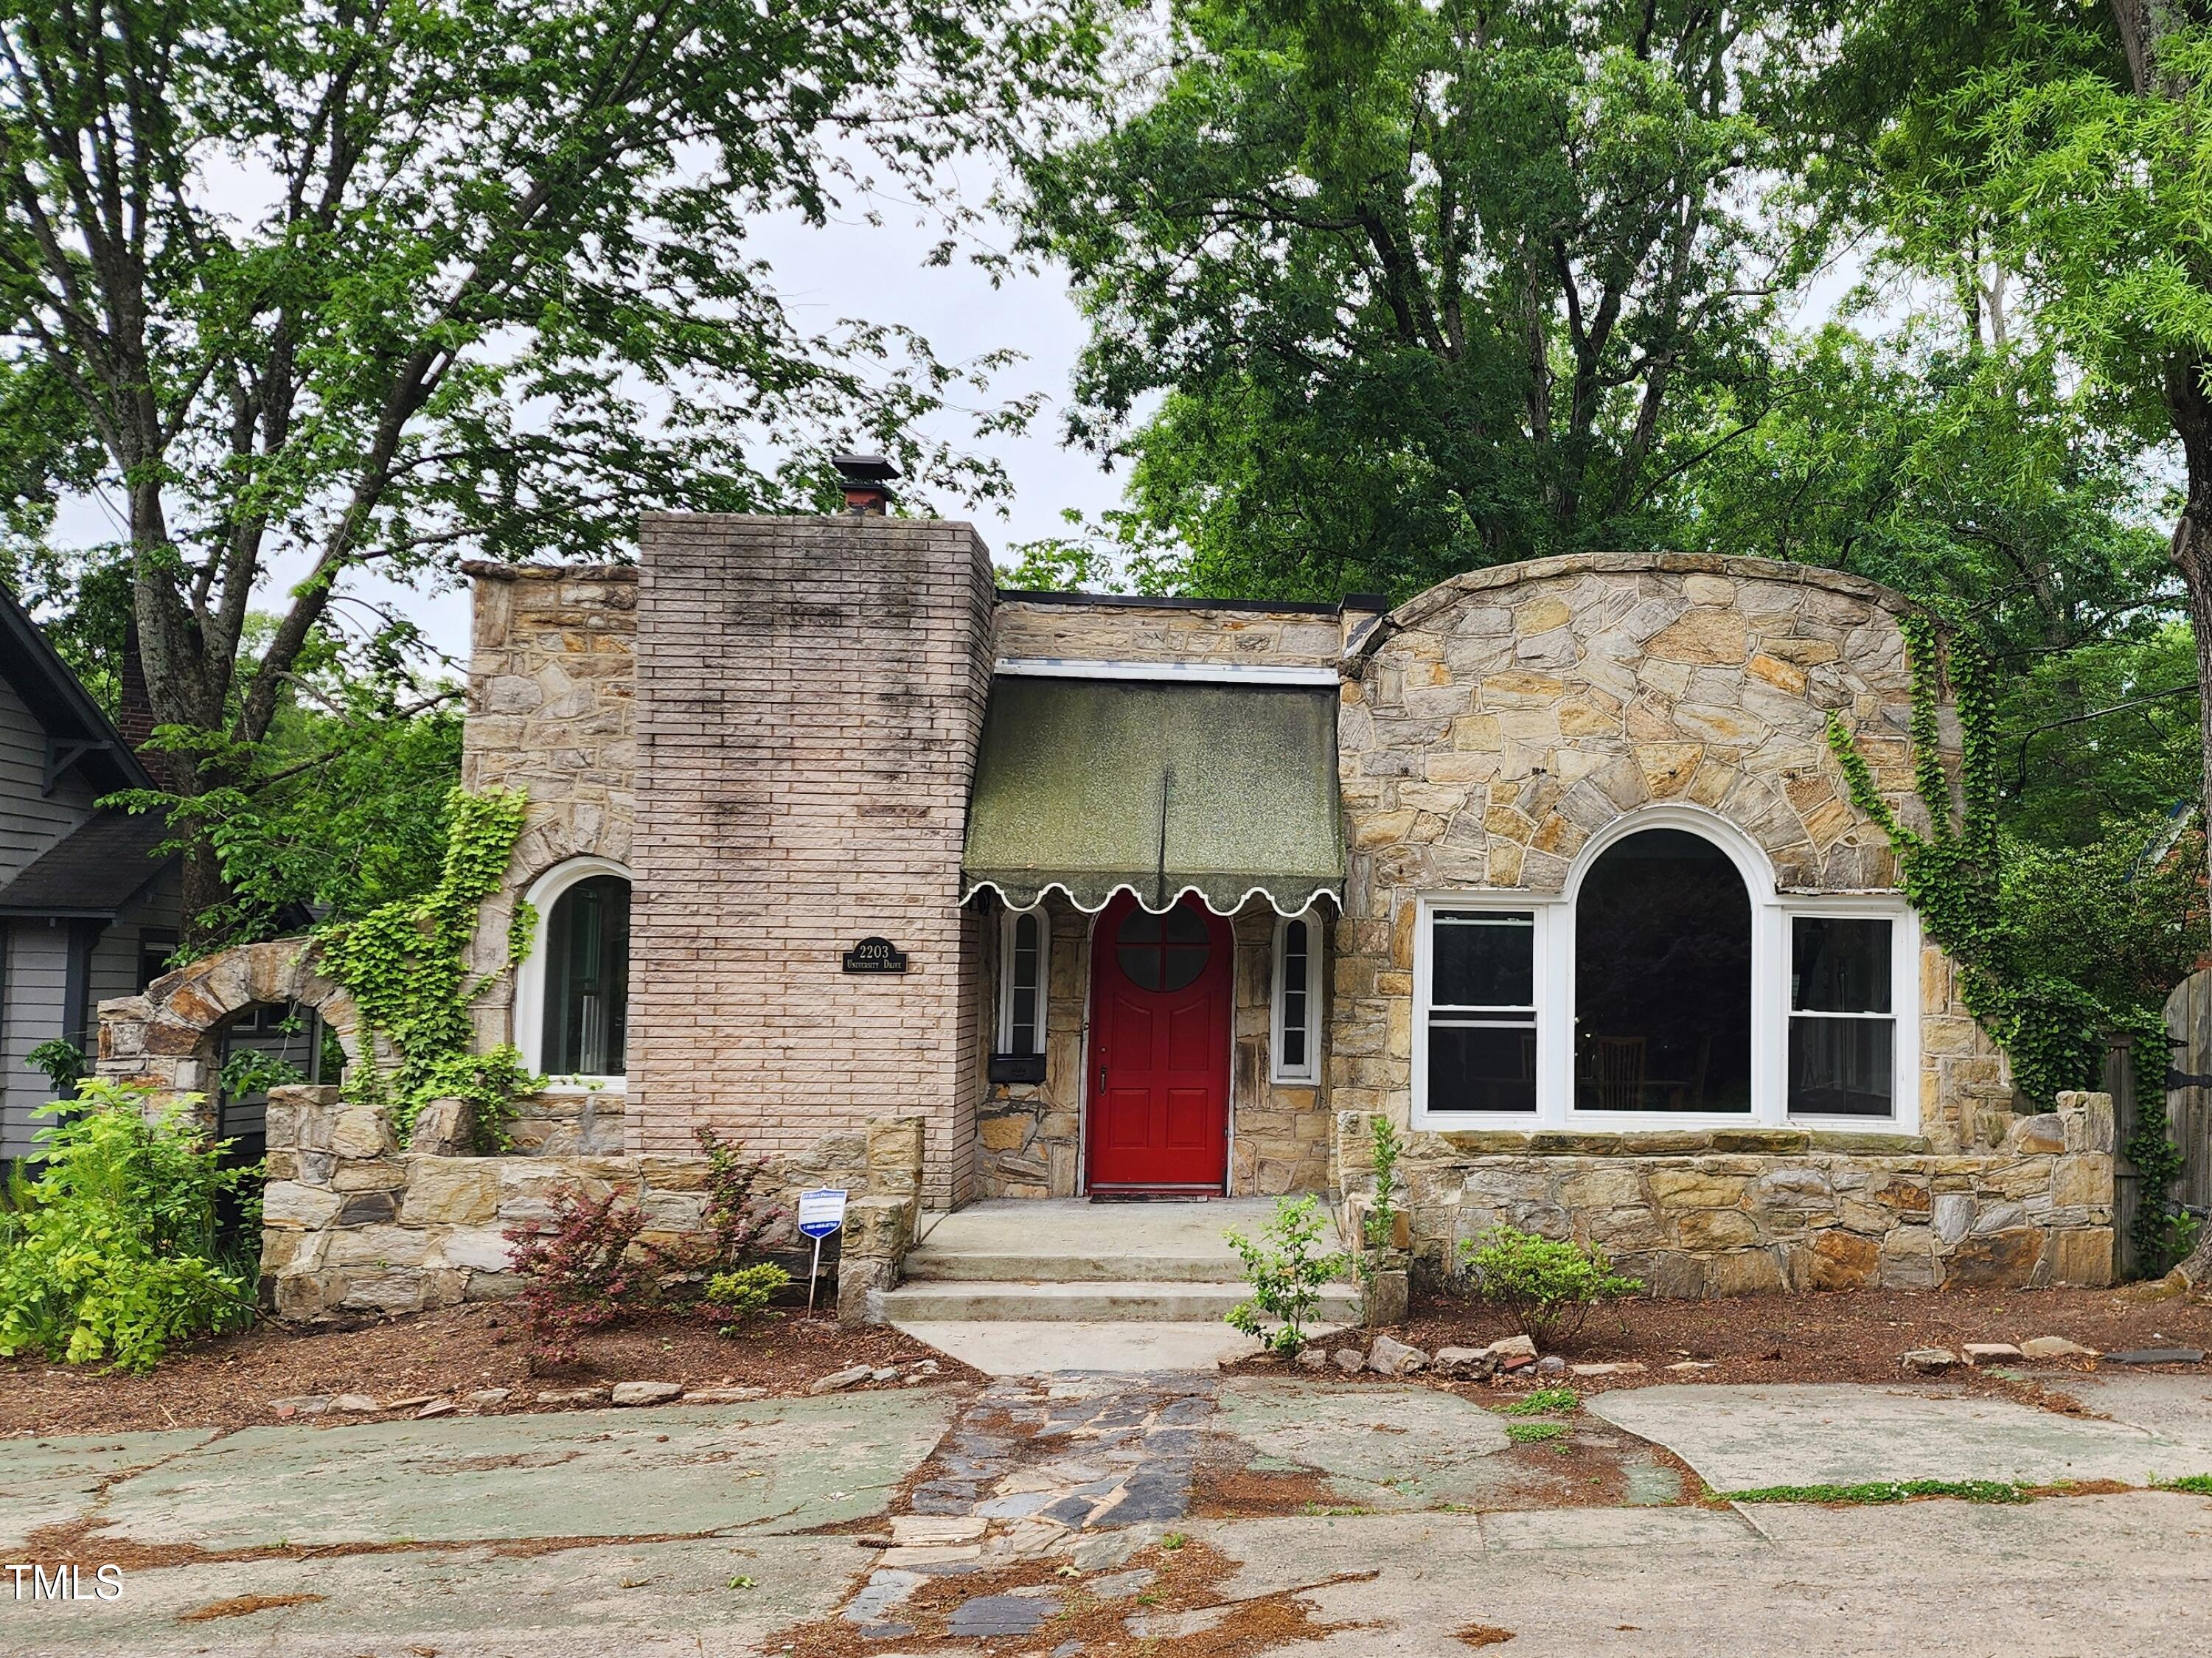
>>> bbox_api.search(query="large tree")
[1017,0,1791,599]
[0,0,1091,941]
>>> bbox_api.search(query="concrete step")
[900,1250,1241,1283]
[876,1278,1360,1323]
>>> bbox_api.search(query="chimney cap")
[831,453,900,486]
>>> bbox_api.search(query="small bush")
[1458,1224,1642,1345]
[1225,1194,1350,1354]
[1505,1419,1568,1443]
[504,1186,659,1370]
[0,1081,259,1373]
[702,1264,792,1333]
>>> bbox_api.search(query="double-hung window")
[1421,909,1538,1114]
[1788,916,1896,1118]
[1271,911,1323,1083]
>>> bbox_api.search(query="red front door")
[1087,892,1233,1191]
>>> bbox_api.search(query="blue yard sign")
[797,1188,848,1315]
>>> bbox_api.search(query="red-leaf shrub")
[504,1185,658,1370]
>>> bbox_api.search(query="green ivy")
[317,786,539,1151]
[1829,621,2185,1270]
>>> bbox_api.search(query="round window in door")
[1115,902,1212,992]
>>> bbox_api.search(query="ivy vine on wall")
[1826,618,2184,1269]
[318,785,539,1151]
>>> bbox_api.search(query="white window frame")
[515,855,632,1094]
[996,906,1051,1056]
[1270,909,1325,1084]
[1409,805,1919,1135]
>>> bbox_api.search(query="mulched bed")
[0,1302,981,1438]
[1227,1283,2212,1396]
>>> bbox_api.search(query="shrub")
[504,1186,658,1370]
[702,1264,791,1334]
[1225,1194,1350,1354]
[1458,1225,1642,1345]
[695,1128,790,1272]
[0,1081,260,1373]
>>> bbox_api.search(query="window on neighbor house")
[1271,911,1322,1083]
[998,908,1048,1056]
[136,929,178,992]
[542,874,630,1077]
[1789,916,1895,1117]
[1421,909,1537,1112]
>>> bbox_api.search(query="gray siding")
[0,672,94,887]
[1,868,185,1161]
[1,919,71,1158]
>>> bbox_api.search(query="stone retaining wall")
[260,1086,924,1327]
[1335,1092,2117,1294]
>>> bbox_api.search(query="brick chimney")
[116,622,156,749]
[831,453,898,516]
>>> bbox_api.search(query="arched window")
[517,858,632,1084]
[1573,829,1751,1113]
[1410,807,1917,1131]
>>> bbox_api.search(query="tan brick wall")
[459,562,638,1051]
[627,515,995,1206]
[993,598,1343,666]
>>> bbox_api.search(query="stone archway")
[95,938,380,1129]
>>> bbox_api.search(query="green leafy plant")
[702,1265,791,1334]
[24,1039,87,1096]
[319,786,540,1151]
[0,1081,260,1372]
[1356,1116,1402,1289]
[1458,1225,1643,1345]
[1505,1420,1568,1444]
[218,1048,307,1098]
[1501,1387,1579,1416]
[1224,1194,1350,1354]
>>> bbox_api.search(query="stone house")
[448,470,2113,1294]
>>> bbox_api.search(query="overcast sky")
[54,185,1126,670]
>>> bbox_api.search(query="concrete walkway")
[7,1373,2212,1654]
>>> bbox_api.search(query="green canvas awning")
[961,675,1345,915]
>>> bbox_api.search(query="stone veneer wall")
[259,1085,924,1326]
[1338,1093,2116,1293]
[457,562,638,1070]
[1333,551,2014,1151]
[628,515,995,1207]
[973,896,1332,1198]
[993,596,1345,666]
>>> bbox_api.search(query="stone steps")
[877,1278,1361,1323]
[900,1250,1241,1283]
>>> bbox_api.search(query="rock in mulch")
[329,1393,381,1414]
[1297,1346,1329,1370]
[1431,1346,1499,1380]
[1367,1335,1428,1376]
[610,1380,684,1407]
[1332,1348,1365,1373]
[1488,1335,1539,1371]
[1569,1362,1647,1378]
[1901,1348,1957,1373]
[268,1396,332,1418]
[535,1387,607,1404]
[414,1398,456,1419]
[1961,1343,2023,1368]
[2107,1346,2208,1365]
[810,1365,874,1396]
[684,1385,767,1404]
[463,1387,512,1407]
[2020,1337,2097,1360]
[1534,1354,1568,1376]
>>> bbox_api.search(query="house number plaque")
[841,937,908,973]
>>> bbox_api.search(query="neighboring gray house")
[0,585,181,1163]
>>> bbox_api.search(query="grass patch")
[2154,1474,2212,1495]
[1505,1420,1569,1444]
[1717,1479,2031,1506]
[1500,1387,1578,1416]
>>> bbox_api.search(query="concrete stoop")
[880,1197,1358,1375]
